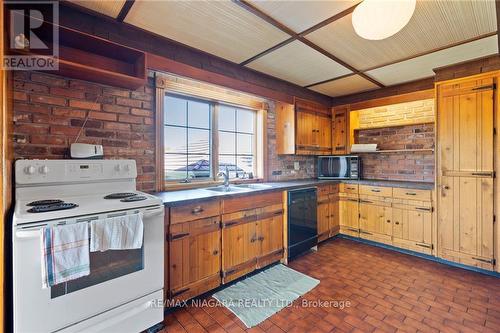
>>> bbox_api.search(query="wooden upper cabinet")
[275,102,295,155]
[332,106,349,155]
[294,99,332,155]
[436,75,496,270]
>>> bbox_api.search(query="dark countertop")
[152,179,434,206]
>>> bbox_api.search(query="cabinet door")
[317,198,330,240]
[317,114,332,151]
[296,111,315,148]
[329,195,339,234]
[437,78,495,269]
[339,198,359,232]
[359,201,392,244]
[393,207,433,254]
[169,217,221,300]
[257,205,284,263]
[332,107,347,155]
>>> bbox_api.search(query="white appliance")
[12,159,164,333]
[70,143,104,159]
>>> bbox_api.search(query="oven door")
[13,205,164,333]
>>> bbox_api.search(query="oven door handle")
[142,206,164,219]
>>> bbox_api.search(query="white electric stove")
[12,159,164,333]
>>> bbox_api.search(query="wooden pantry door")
[437,76,495,270]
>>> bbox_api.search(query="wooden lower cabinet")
[329,194,340,235]
[359,199,392,245]
[317,196,330,242]
[339,196,359,236]
[168,216,221,301]
[392,205,433,255]
[222,203,284,283]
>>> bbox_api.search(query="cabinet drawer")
[393,188,431,201]
[223,191,282,213]
[340,183,358,194]
[170,200,220,224]
[317,185,331,196]
[359,185,392,197]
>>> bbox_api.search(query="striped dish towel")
[90,213,143,252]
[40,222,90,289]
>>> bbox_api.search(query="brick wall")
[12,71,156,191]
[355,123,435,182]
[267,101,316,180]
[356,99,434,128]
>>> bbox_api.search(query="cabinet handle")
[346,227,359,232]
[223,221,238,227]
[386,220,391,223]
[405,192,417,196]
[395,222,400,225]
[169,288,190,298]
[415,243,433,249]
[360,230,373,235]
[258,236,264,241]
[250,236,257,243]
[347,198,358,202]
[346,187,356,190]
[213,249,219,256]
[359,200,373,204]
[170,232,190,241]
[472,257,495,264]
[415,207,432,212]
[191,206,204,215]
[471,172,494,177]
[371,189,381,193]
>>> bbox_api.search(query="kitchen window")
[162,93,263,186]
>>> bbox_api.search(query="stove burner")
[104,193,137,199]
[120,195,147,202]
[28,203,78,213]
[27,199,64,206]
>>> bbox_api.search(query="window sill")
[162,178,265,192]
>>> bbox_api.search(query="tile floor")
[161,238,500,333]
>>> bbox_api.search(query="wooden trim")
[298,4,358,36]
[240,37,295,66]
[340,89,435,111]
[116,0,135,22]
[155,77,165,192]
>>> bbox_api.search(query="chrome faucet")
[217,166,230,190]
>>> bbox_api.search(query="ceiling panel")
[305,0,497,70]
[124,0,290,64]
[366,35,498,86]
[246,40,352,87]
[308,74,379,97]
[68,0,125,18]
[248,0,360,33]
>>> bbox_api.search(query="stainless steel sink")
[204,186,250,193]
[234,184,273,190]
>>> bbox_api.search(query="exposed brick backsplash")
[12,71,156,191]
[267,101,316,181]
[356,99,434,128]
[355,123,435,182]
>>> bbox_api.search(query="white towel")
[90,213,144,252]
[40,223,90,289]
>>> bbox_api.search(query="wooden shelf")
[355,149,434,154]
[15,16,146,89]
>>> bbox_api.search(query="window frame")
[160,92,264,189]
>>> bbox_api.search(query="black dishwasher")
[288,188,317,259]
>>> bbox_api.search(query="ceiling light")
[352,0,416,40]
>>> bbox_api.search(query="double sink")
[204,183,273,193]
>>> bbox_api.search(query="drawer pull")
[415,243,433,249]
[258,236,264,241]
[405,192,417,196]
[415,207,432,212]
[169,288,190,298]
[346,227,359,232]
[472,257,495,264]
[371,189,381,193]
[223,221,238,228]
[471,172,494,177]
[360,230,373,235]
[360,200,373,204]
[191,206,204,214]
[170,232,190,241]
[395,221,400,225]
[347,198,358,202]
[386,220,391,223]
[346,187,356,190]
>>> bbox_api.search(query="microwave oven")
[317,155,360,180]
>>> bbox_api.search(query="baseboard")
[336,234,500,278]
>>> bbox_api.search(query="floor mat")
[212,264,319,328]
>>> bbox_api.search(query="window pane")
[219,131,236,155]
[237,155,254,175]
[218,155,238,179]
[188,100,210,129]
[165,154,187,180]
[188,128,210,155]
[165,96,186,126]
[187,155,211,179]
[164,126,186,153]
[237,109,254,134]
[218,105,235,131]
[237,133,253,155]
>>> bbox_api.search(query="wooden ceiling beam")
[116,0,135,22]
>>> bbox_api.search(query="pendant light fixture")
[352,0,416,40]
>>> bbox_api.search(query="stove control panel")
[15,160,137,185]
